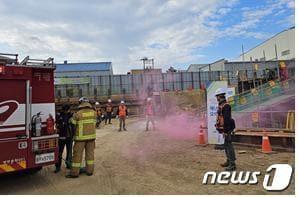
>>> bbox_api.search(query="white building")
[238,26,295,61]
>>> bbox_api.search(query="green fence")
[230,78,294,111]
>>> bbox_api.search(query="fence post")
[120,75,123,95]
[199,72,201,89]
[191,72,194,89]
[180,72,184,90]
[109,75,112,96]
[172,73,175,91]
[162,73,165,91]
[131,75,134,95]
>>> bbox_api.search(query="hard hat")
[120,100,125,104]
[215,88,226,96]
[95,102,99,105]
[147,97,152,102]
[79,97,89,103]
[108,99,112,103]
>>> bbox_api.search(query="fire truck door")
[0,79,29,173]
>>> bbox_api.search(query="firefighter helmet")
[108,99,112,103]
[120,100,125,104]
[79,97,89,103]
[215,88,226,96]
[95,102,99,105]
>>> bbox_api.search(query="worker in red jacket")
[116,100,128,131]
[145,97,156,131]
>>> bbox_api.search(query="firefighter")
[95,102,102,128]
[215,88,236,171]
[145,97,155,131]
[105,99,113,125]
[66,97,97,178]
[55,104,74,173]
[116,100,128,131]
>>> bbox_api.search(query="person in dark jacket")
[95,102,103,128]
[105,99,113,124]
[55,105,74,173]
[215,88,236,171]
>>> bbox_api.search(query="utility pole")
[274,44,278,60]
[242,44,245,61]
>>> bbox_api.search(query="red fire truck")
[0,53,58,174]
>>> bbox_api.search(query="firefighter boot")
[225,162,236,171]
[65,174,79,178]
[220,161,229,167]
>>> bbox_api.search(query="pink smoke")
[156,112,202,140]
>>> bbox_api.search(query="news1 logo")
[202,164,293,191]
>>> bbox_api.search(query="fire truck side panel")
[0,139,28,173]
[0,65,58,174]
[28,67,58,169]
[0,78,29,174]
[0,79,27,139]
[31,68,55,135]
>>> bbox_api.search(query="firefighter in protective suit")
[215,88,236,171]
[66,97,97,178]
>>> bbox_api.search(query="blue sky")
[0,0,295,73]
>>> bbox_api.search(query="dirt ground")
[0,118,295,195]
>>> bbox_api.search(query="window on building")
[281,50,290,56]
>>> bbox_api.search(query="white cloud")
[222,0,294,40]
[0,0,294,73]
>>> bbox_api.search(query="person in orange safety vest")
[116,100,128,132]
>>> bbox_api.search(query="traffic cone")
[261,132,272,153]
[197,126,206,146]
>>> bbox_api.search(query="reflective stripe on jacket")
[71,108,97,141]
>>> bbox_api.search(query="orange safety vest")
[216,103,228,131]
[118,105,127,117]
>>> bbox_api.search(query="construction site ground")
[0,118,294,195]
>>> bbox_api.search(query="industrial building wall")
[55,71,223,98]
[54,60,294,98]
[239,27,294,61]
[55,70,112,77]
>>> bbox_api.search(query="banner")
[206,81,235,144]
[54,77,90,85]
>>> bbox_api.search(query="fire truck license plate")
[35,153,55,164]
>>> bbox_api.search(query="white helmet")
[147,97,152,102]
[108,99,112,103]
[95,102,99,105]
[215,88,226,96]
[120,100,125,104]
[79,97,89,103]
